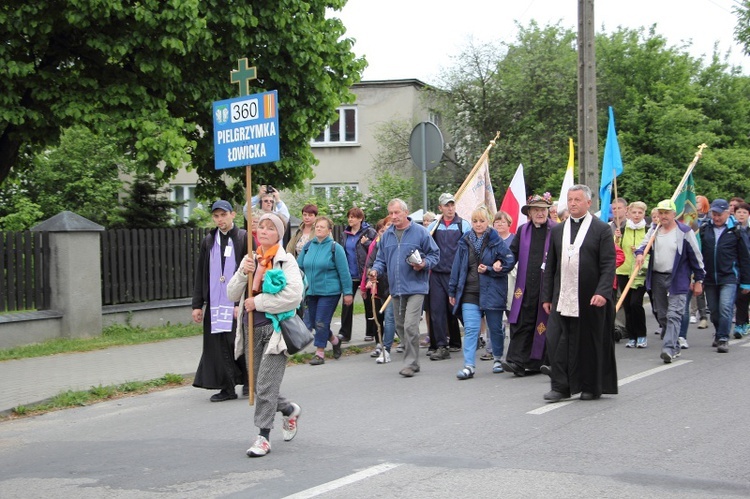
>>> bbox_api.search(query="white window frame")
[170,184,198,223]
[312,106,358,146]
[311,183,359,199]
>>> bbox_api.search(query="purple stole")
[209,233,236,334]
[508,220,555,360]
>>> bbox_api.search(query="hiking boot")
[247,436,271,457]
[430,346,451,361]
[282,403,301,441]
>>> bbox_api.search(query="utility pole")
[577,0,599,207]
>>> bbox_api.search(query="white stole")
[557,214,593,317]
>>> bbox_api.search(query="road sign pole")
[421,124,428,212]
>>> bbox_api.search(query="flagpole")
[378,132,500,315]
[613,169,620,241]
[454,131,501,200]
[616,144,708,312]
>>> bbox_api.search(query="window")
[170,184,198,222]
[312,106,358,145]
[429,111,442,129]
[311,183,359,199]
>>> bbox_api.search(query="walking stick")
[246,166,255,406]
[616,144,707,312]
[370,290,384,361]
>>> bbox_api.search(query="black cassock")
[542,215,618,397]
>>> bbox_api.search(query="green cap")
[656,199,676,212]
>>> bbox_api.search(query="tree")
[0,0,366,203]
[0,125,129,229]
[735,0,750,55]
[117,174,186,229]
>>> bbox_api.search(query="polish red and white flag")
[499,163,527,233]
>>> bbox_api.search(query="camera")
[266,185,276,193]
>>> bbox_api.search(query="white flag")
[454,153,497,220]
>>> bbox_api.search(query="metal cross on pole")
[231,58,257,97]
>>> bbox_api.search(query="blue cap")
[710,199,729,213]
[211,200,233,212]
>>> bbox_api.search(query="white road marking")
[527,360,692,415]
[283,462,403,498]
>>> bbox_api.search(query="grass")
[0,302,365,363]
[0,322,202,362]
[6,373,189,420]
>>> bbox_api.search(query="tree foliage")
[432,21,750,209]
[0,0,366,204]
[0,125,128,229]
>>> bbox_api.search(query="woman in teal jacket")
[297,216,352,365]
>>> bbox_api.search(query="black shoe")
[338,335,350,344]
[242,385,249,397]
[210,390,238,402]
[309,355,325,365]
[501,360,525,377]
[430,346,451,361]
[580,392,600,401]
[540,365,552,377]
[332,339,342,359]
[543,390,570,402]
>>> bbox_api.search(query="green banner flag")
[676,173,698,230]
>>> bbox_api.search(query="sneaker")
[660,351,676,364]
[744,324,750,336]
[734,325,744,339]
[456,366,475,380]
[717,340,729,353]
[698,319,708,329]
[678,337,689,349]
[426,348,436,357]
[636,337,648,348]
[332,338,342,360]
[448,346,462,352]
[399,365,419,377]
[690,315,697,324]
[430,346,451,361]
[309,355,325,365]
[625,339,636,348]
[376,350,391,364]
[282,403,301,441]
[492,361,504,373]
[247,436,271,457]
[396,344,405,353]
[370,344,382,357]
[364,336,375,342]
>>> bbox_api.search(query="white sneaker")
[376,350,391,364]
[689,315,697,324]
[247,435,271,457]
[678,337,689,349]
[370,345,382,358]
[282,403,301,441]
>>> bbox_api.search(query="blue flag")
[599,106,624,221]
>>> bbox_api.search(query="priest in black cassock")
[542,185,618,402]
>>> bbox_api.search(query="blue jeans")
[383,301,396,350]
[305,295,340,348]
[461,303,482,367]
[486,310,506,360]
[704,283,737,341]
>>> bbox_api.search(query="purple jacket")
[635,221,705,295]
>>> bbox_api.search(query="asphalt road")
[1,321,749,498]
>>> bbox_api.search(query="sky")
[335,0,747,84]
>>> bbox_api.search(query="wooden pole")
[246,165,255,406]
[616,144,707,312]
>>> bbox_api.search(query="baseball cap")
[655,199,676,212]
[211,200,233,212]
[710,199,729,213]
[438,193,456,206]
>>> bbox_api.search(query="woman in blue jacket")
[449,207,515,379]
[297,216,352,365]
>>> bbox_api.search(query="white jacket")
[227,246,303,359]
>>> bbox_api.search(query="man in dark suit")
[542,185,618,402]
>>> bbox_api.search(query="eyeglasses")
[262,200,274,204]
